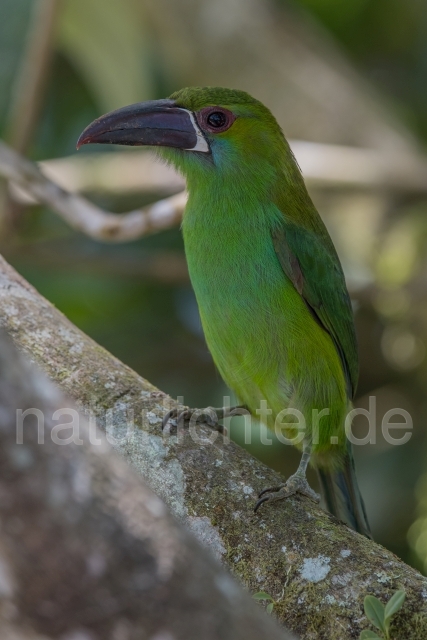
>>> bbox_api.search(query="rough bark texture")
[0,332,293,640]
[1,254,427,639]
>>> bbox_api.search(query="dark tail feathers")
[317,445,372,539]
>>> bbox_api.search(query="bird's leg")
[162,404,249,435]
[254,442,320,512]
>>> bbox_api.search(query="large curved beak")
[76,99,210,153]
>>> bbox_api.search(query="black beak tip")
[76,129,91,150]
[76,116,106,149]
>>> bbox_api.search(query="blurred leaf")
[58,0,153,112]
[364,596,386,633]
[252,591,274,601]
[384,589,406,622]
[0,0,33,131]
[266,602,274,614]
[359,631,381,639]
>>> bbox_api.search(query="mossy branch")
[0,254,426,639]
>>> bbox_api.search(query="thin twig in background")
[10,143,427,203]
[0,141,187,241]
[2,139,427,244]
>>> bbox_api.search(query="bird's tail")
[316,443,372,539]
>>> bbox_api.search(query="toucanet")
[77,87,371,538]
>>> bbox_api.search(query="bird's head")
[77,87,290,189]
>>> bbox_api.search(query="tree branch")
[0,331,293,640]
[0,141,187,241]
[2,139,427,244]
[12,144,427,202]
[0,255,426,638]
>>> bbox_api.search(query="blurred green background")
[3,0,427,571]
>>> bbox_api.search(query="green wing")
[272,221,358,398]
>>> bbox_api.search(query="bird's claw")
[162,407,191,431]
[162,406,225,434]
[254,475,320,512]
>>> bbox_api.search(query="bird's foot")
[162,404,249,435]
[162,406,225,434]
[254,474,320,512]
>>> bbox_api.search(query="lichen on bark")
[0,254,427,639]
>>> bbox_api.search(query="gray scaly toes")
[254,474,320,512]
[162,406,225,434]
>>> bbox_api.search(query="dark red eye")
[197,107,235,133]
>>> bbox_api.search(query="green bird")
[77,87,371,537]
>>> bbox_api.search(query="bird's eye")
[197,107,236,133]
[207,111,227,128]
